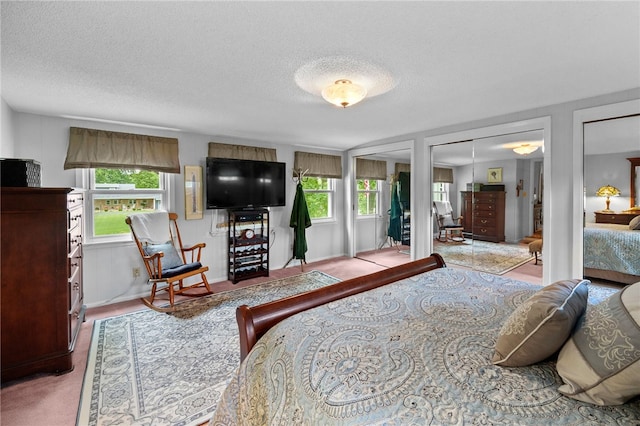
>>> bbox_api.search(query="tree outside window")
[301,177,334,219]
[357,179,379,216]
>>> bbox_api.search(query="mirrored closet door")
[431,130,544,281]
[583,114,640,285]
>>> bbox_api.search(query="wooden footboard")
[236,254,447,361]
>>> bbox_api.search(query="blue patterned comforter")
[584,223,640,276]
[211,268,640,425]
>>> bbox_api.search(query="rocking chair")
[433,200,464,242]
[126,211,212,311]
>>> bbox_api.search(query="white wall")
[6,111,346,306]
[1,98,16,157]
[353,88,640,285]
[4,88,639,304]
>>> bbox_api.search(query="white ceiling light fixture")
[512,143,540,155]
[295,56,396,108]
[321,79,367,108]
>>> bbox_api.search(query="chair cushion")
[492,279,589,367]
[440,213,456,227]
[556,281,640,405]
[143,241,184,270]
[162,262,203,278]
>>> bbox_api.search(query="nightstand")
[594,211,639,225]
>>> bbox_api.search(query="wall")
[1,98,16,157]
[6,111,346,306]
[584,151,640,222]
[353,88,640,284]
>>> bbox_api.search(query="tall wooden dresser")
[460,191,506,242]
[1,187,85,382]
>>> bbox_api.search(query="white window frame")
[302,177,336,222]
[356,178,381,217]
[79,168,172,244]
[433,182,449,202]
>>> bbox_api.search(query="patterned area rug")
[77,271,340,426]
[433,239,534,274]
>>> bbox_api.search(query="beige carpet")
[433,239,534,275]
[77,271,340,426]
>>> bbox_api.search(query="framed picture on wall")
[184,165,203,220]
[487,167,503,183]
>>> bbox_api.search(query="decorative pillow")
[629,215,640,230]
[556,281,640,406]
[440,214,456,227]
[492,279,589,367]
[143,241,184,270]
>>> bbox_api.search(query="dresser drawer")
[473,209,497,219]
[68,225,82,254]
[474,217,497,227]
[67,192,83,210]
[473,226,497,237]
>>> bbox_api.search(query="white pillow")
[629,215,640,230]
[556,281,640,405]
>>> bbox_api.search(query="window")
[357,179,380,216]
[433,182,449,202]
[84,168,170,242]
[301,176,335,220]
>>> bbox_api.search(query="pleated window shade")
[293,151,342,179]
[208,142,277,162]
[64,127,180,173]
[356,158,387,180]
[433,167,454,183]
[394,162,411,175]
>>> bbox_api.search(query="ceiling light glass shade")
[512,144,539,155]
[321,79,367,108]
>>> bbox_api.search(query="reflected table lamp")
[596,184,620,211]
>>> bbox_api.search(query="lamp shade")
[513,144,539,155]
[596,185,621,197]
[321,79,367,108]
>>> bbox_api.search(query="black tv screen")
[206,157,286,209]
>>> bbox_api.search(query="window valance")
[64,127,180,173]
[433,167,454,183]
[394,162,411,175]
[293,151,342,179]
[356,158,387,180]
[208,142,277,162]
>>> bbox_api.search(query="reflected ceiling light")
[596,184,620,211]
[321,79,367,108]
[512,144,539,155]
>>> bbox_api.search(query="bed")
[584,223,640,284]
[211,255,640,425]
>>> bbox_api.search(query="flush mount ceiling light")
[500,140,544,155]
[295,56,396,108]
[512,144,539,155]
[321,79,367,108]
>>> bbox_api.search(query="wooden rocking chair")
[126,211,212,311]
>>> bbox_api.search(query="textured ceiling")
[2,1,639,151]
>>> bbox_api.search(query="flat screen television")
[206,157,286,209]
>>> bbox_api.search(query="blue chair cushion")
[162,262,203,278]
[143,241,184,270]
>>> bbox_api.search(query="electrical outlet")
[133,267,141,278]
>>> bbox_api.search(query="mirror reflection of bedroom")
[354,149,412,267]
[431,131,544,285]
[583,115,640,286]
